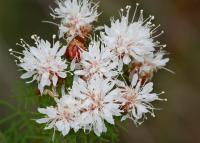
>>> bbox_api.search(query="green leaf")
[0,100,16,111]
[0,131,7,143]
[0,112,19,125]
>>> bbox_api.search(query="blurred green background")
[0,0,200,143]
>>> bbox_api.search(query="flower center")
[63,109,73,121]
[121,87,137,112]
[115,36,135,56]
[86,92,103,111]
[88,61,101,74]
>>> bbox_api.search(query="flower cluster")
[51,0,99,40]
[10,0,170,138]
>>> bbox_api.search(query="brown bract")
[129,62,154,85]
[66,36,86,61]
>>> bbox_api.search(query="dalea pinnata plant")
[9,0,172,142]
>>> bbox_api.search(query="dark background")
[0,0,200,143]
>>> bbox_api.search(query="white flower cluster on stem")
[10,0,171,138]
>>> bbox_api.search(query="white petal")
[135,104,149,119]
[62,122,70,136]
[26,75,37,83]
[38,108,47,114]
[30,47,39,58]
[103,109,115,124]
[51,41,60,55]
[52,74,58,86]
[57,72,67,78]
[142,93,158,102]
[123,55,131,65]
[38,84,44,94]
[40,72,50,87]
[74,70,87,75]
[36,118,50,124]
[118,59,123,72]
[105,89,119,102]
[20,71,35,79]
[38,107,57,118]
[56,120,64,131]
[57,46,67,56]
[121,115,129,121]
[131,107,137,118]
[131,74,138,87]
[141,82,153,94]
[70,58,76,71]
[94,128,101,137]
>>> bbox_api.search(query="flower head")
[138,52,169,74]
[10,35,68,93]
[129,51,170,82]
[74,40,119,79]
[52,0,99,40]
[70,76,122,136]
[36,95,80,136]
[118,74,166,124]
[101,4,166,65]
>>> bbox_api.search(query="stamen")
[31,34,40,45]
[138,9,144,22]
[14,60,18,64]
[152,30,164,39]
[142,15,153,25]
[42,20,60,27]
[9,53,21,60]
[126,5,131,9]
[9,49,23,55]
[154,44,167,48]
[52,34,56,45]
[132,3,139,22]
[161,91,165,94]
[161,67,175,74]
[151,113,155,117]
[20,39,30,47]
[16,43,26,49]
[151,24,161,33]
[126,5,131,23]
[156,91,168,101]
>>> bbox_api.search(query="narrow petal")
[123,55,131,65]
[20,71,35,79]
[57,46,67,56]
[36,118,50,124]
[52,74,58,86]
[131,74,138,87]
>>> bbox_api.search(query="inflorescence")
[9,0,171,138]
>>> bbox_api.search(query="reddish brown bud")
[63,24,93,42]
[129,62,153,85]
[35,88,41,96]
[66,37,86,61]
[79,24,93,40]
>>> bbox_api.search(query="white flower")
[118,74,166,124]
[101,4,166,65]
[10,35,68,93]
[138,52,169,74]
[51,0,99,39]
[70,76,122,136]
[74,40,119,79]
[36,95,80,136]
